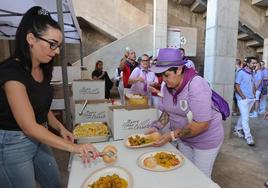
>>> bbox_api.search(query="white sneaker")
[233,129,244,138]
[249,111,258,118]
[246,136,255,146]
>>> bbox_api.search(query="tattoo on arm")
[177,128,192,138]
[158,111,169,127]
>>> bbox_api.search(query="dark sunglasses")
[37,36,61,50]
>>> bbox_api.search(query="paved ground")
[52,114,268,188]
[213,115,268,188]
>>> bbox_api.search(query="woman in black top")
[0,6,98,188]
[92,60,113,99]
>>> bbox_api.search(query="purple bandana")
[142,70,148,92]
[241,68,253,75]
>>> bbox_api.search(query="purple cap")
[150,48,186,73]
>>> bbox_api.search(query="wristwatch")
[170,131,177,141]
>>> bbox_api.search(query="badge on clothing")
[179,100,188,111]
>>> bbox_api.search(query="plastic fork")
[79,151,116,158]
[99,151,117,158]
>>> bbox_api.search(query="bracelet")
[170,131,177,141]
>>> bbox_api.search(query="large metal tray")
[73,122,111,143]
[76,134,111,144]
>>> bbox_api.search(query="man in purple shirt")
[234,57,256,146]
[146,48,223,178]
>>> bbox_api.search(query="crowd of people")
[106,47,222,178]
[71,43,268,186]
[110,47,196,107]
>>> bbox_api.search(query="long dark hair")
[95,60,103,70]
[13,6,61,81]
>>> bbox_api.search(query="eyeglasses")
[142,59,149,62]
[37,36,61,50]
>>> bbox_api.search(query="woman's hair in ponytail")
[14,6,61,81]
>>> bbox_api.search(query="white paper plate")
[81,166,133,188]
[125,134,155,148]
[137,150,184,172]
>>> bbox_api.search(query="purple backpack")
[211,90,230,120]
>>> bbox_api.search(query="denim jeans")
[0,130,61,188]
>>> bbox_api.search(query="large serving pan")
[73,122,110,143]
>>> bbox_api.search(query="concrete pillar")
[153,0,167,56]
[204,0,240,138]
[263,39,268,67]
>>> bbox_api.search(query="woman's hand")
[71,143,99,163]
[149,86,160,94]
[153,132,171,147]
[59,127,74,143]
[98,71,105,79]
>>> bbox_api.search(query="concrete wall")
[236,40,258,60]
[72,0,149,39]
[126,0,147,12]
[73,25,153,78]
[55,21,114,66]
[1,0,265,69]
[240,0,268,38]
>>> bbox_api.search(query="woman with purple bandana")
[128,54,158,104]
[146,48,224,178]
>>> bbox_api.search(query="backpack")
[261,80,268,95]
[211,90,230,120]
[189,76,230,121]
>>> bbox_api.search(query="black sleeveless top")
[0,59,53,130]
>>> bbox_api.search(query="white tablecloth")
[67,140,220,188]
